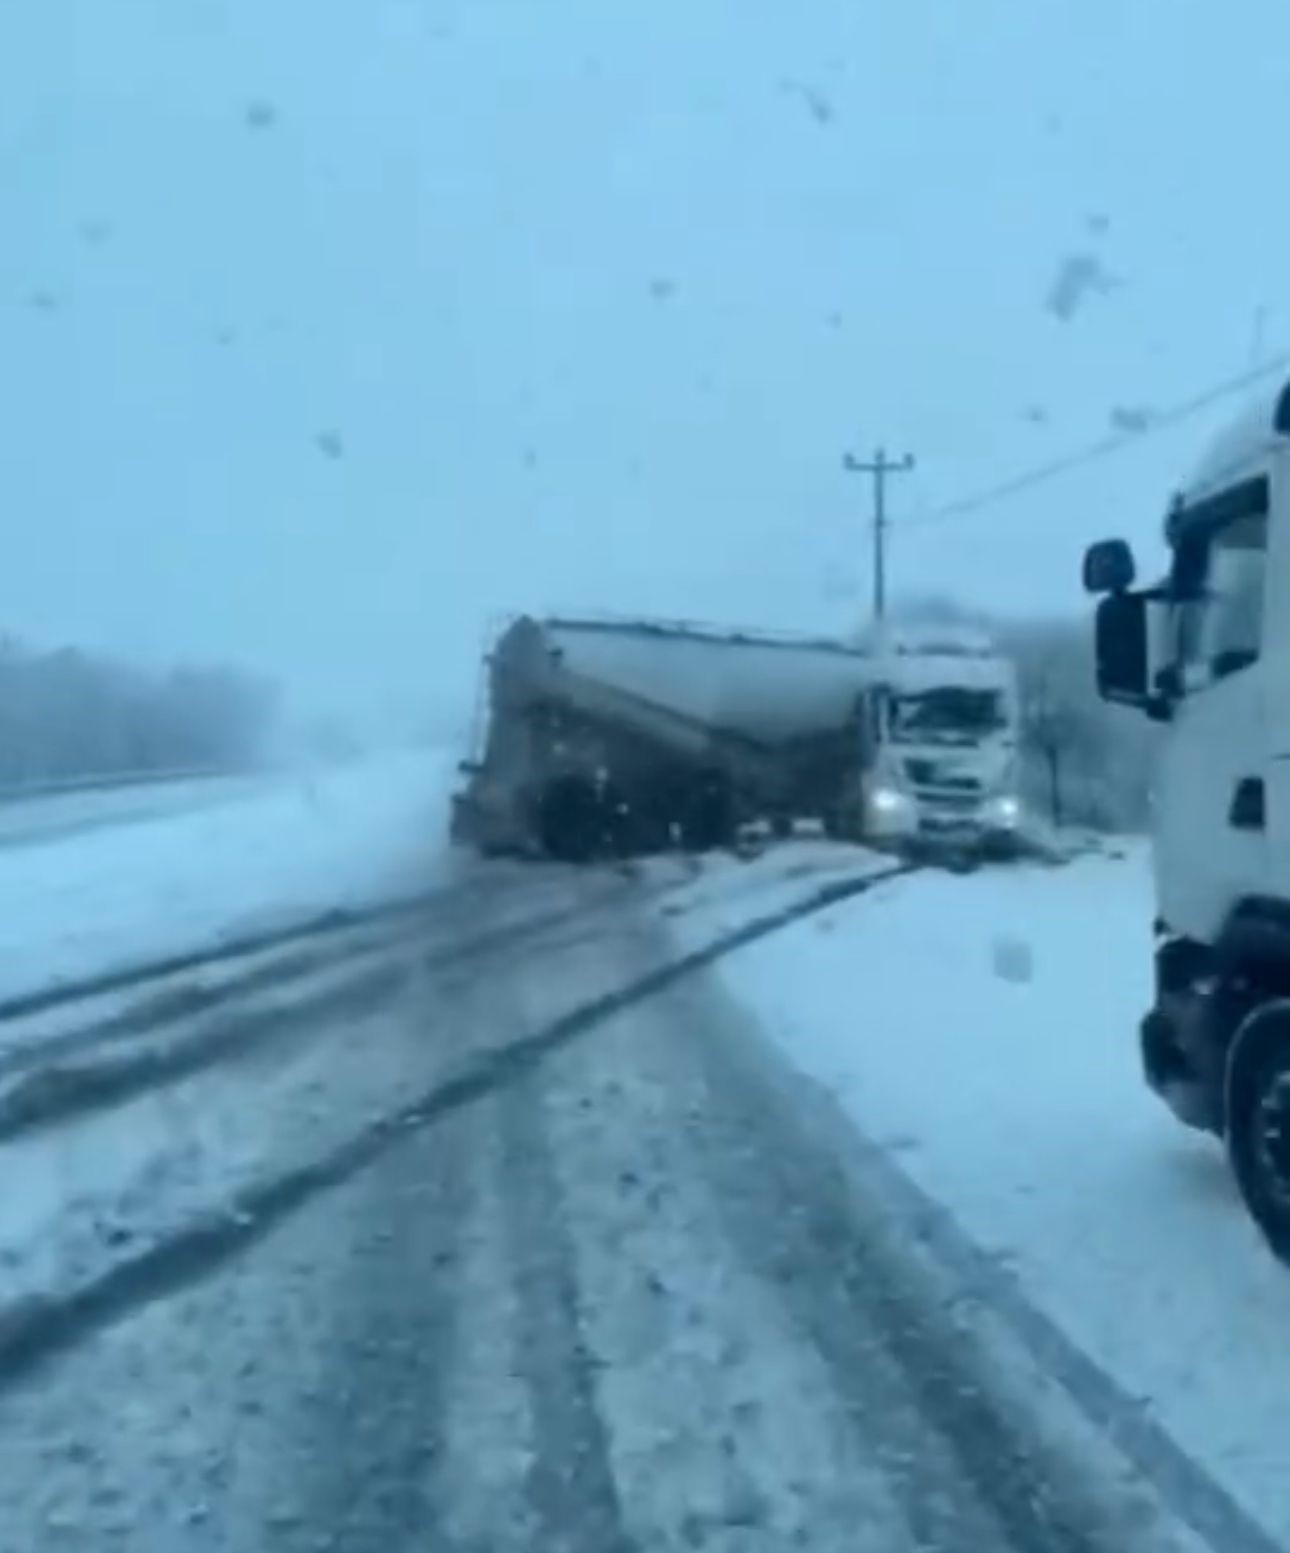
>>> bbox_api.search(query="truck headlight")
[988,795,1021,827]
[871,786,908,814]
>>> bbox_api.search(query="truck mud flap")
[1140,1009,1221,1134]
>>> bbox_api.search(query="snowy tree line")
[0,634,278,787]
[898,599,1156,832]
[995,617,1156,832]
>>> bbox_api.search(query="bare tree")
[1023,647,1081,827]
[999,616,1156,832]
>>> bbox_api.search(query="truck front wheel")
[1226,1001,1290,1263]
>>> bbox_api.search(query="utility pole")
[843,445,915,621]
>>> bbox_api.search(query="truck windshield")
[888,688,1005,744]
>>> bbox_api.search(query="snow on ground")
[697,846,1290,1546]
[0,748,457,1004]
[0,860,659,1314]
[0,946,426,1309]
[15,780,1290,1537]
[0,836,890,1296]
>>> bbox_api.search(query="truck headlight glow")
[989,795,1021,826]
[871,787,908,814]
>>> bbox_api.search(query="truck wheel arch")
[1215,898,1290,994]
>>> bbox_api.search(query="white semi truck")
[1084,380,1290,1259]
[452,614,1021,861]
[860,625,1022,853]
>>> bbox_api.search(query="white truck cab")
[1085,379,1290,1259]
[859,628,1022,853]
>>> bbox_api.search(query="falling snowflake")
[1046,253,1117,322]
[1109,405,1153,435]
[781,79,834,125]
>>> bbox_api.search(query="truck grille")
[903,759,982,794]
[917,792,981,815]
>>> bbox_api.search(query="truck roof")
[877,649,1016,696]
[1181,375,1290,506]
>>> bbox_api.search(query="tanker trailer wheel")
[538,776,606,863]
[1226,1001,1290,1264]
[679,774,735,853]
[607,786,671,858]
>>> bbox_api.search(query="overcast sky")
[4,0,1288,732]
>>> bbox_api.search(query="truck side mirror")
[1094,593,1152,706]
[1083,538,1136,594]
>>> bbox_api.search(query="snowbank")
[704,849,1290,1546]
[0,749,458,1004]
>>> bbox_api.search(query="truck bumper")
[1140,941,1228,1135]
[912,818,1018,862]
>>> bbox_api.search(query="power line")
[904,352,1290,531]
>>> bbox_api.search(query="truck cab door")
[1154,485,1270,941]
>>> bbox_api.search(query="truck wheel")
[538,777,605,863]
[1226,1001,1290,1263]
[610,791,671,857]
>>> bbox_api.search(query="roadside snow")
[702,847,1290,1547]
[0,749,456,1004]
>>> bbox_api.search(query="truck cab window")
[1172,510,1266,684]
[888,687,1005,744]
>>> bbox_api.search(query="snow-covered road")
[696,850,1290,1553]
[0,751,456,1007]
[0,838,1240,1553]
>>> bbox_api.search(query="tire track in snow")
[0,877,684,1145]
[496,1071,638,1553]
[675,988,1134,1552]
[0,920,422,1076]
[671,971,1281,1553]
[0,859,633,1025]
[537,960,931,1551]
[0,867,907,1395]
[0,961,410,1144]
[274,1108,478,1551]
[0,889,447,1024]
[837,1109,1289,1553]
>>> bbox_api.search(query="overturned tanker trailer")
[451,615,877,860]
